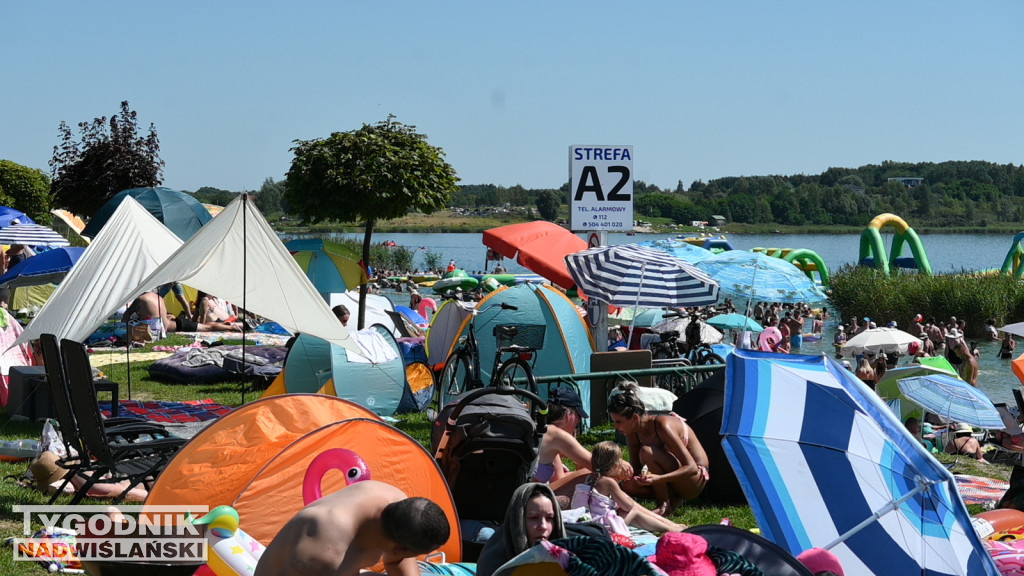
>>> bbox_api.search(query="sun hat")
[919,333,929,340]
[29,451,69,491]
[863,317,870,323]
[888,321,897,328]
[548,386,589,419]
[947,329,962,339]
[648,533,716,576]
[797,547,845,575]
[841,360,852,369]
[955,422,973,436]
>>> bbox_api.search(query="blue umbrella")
[0,247,85,288]
[722,348,998,576]
[696,250,827,303]
[0,207,35,229]
[706,312,764,333]
[636,239,714,263]
[897,373,1004,429]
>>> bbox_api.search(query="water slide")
[751,247,831,289]
[858,213,933,275]
[1000,232,1024,277]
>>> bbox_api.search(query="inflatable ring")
[302,448,371,505]
[418,297,438,320]
[974,508,1024,540]
[193,506,264,576]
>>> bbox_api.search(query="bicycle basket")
[493,324,546,350]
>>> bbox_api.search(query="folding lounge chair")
[38,334,182,503]
[59,337,186,504]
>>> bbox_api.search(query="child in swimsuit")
[608,381,710,516]
[570,442,685,535]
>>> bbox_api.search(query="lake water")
[330,231,1024,405]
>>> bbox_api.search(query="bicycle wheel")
[438,352,474,410]
[493,357,539,412]
[652,345,678,360]
[698,353,726,366]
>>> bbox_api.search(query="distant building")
[710,215,728,226]
[887,177,925,188]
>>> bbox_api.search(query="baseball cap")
[549,386,589,418]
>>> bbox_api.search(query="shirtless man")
[255,481,450,576]
[924,317,945,354]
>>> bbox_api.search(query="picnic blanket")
[955,474,1010,506]
[99,399,232,423]
[183,331,290,347]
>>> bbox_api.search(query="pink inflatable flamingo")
[302,448,371,504]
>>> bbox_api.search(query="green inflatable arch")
[1000,232,1024,277]
[751,247,830,289]
[858,213,933,275]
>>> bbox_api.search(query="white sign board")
[569,145,634,232]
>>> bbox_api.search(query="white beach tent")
[15,198,184,347]
[125,194,361,356]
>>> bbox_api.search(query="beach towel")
[98,399,232,423]
[955,474,1010,506]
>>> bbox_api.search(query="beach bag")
[129,323,154,343]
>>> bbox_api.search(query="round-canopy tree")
[285,116,459,328]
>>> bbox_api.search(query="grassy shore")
[0,342,1006,574]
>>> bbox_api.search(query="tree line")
[4,100,1023,233]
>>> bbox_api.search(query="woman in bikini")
[607,381,709,516]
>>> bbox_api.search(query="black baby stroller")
[431,385,546,561]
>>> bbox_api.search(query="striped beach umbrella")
[897,373,1003,428]
[565,244,719,308]
[722,348,998,576]
[0,223,70,248]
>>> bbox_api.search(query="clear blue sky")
[3,2,1022,193]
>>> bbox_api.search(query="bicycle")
[436,301,543,410]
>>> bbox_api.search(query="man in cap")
[534,387,594,486]
[909,314,925,338]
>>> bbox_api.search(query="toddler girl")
[570,441,686,535]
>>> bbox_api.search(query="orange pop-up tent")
[145,394,461,563]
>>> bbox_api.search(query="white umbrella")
[998,322,1024,338]
[840,327,920,357]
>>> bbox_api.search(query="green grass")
[0,346,1009,573]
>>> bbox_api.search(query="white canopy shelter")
[126,194,361,357]
[16,198,184,347]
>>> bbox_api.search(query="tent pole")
[240,193,248,404]
[626,262,646,350]
[823,479,936,550]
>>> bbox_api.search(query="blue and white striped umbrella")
[897,373,1004,429]
[565,244,719,308]
[696,250,827,303]
[0,223,69,248]
[722,348,998,576]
